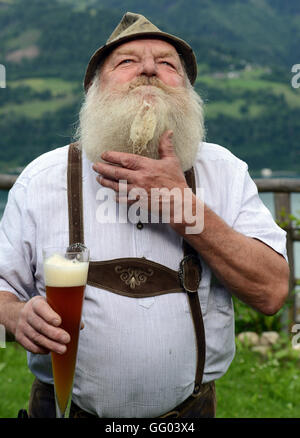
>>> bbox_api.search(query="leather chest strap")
[68,143,84,244]
[180,167,206,396]
[67,143,206,393]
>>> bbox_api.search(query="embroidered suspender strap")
[67,143,207,416]
[89,257,184,297]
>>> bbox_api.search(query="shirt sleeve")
[232,168,288,262]
[0,178,37,301]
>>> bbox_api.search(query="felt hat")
[84,12,197,90]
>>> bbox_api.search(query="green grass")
[197,67,300,115]
[1,336,300,418]
[0,343,35,418]
[0,95,78,118]
[8,77,80,95]
[216,339,300,418]
[1,77,80,118]
[205,99,264,119]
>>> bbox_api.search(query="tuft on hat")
[84,12,197,90]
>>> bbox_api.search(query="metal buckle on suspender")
[178,255,201,294]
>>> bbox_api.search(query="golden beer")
[43,250,89,417]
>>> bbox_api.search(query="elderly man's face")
[76,37,204,172]
[99,39,185,90]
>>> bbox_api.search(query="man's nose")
[139,57,157,77]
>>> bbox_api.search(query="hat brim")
[84,31,197,90]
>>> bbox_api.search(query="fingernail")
[59,345,67,355]
[62,334,70,343]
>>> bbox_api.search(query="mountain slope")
[0,0,299,173]
[1,0,300,79]
[57,0,300,68]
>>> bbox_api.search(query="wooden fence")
[255,178,300,327]
[1,174,300,325]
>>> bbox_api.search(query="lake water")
[0,187,299,278]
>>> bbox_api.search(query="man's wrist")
[0,292,24,338]
[170,192,205,236]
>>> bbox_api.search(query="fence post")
[274,192,295,330]
[0,174,17,190]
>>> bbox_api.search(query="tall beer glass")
[43,245,89,418]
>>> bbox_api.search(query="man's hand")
[15,296,70,355]
[92,130,189,220]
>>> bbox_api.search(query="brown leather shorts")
[28,378,216,419]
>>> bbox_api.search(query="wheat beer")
[44,253,89,414]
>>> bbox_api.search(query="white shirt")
[0,142,287,417]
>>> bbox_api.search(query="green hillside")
[82,0,300,68]
[0,0,299,174]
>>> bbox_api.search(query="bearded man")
[0,12,289,418]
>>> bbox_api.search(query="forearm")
[171,198,289,315]
[0,291,25,337]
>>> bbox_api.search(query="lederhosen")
[28,143,216,419]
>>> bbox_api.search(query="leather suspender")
[180,168,205,396]
[67,144,84,245]
[67,143,206,407]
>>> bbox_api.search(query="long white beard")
[75,75,205,171]
[130,99,157,154]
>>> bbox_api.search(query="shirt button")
[136,221,143,230]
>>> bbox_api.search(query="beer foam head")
[44,254,89,287]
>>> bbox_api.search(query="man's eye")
[161,61,175,68]
[119,59,133,65]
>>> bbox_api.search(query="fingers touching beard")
[76,74,205,171]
